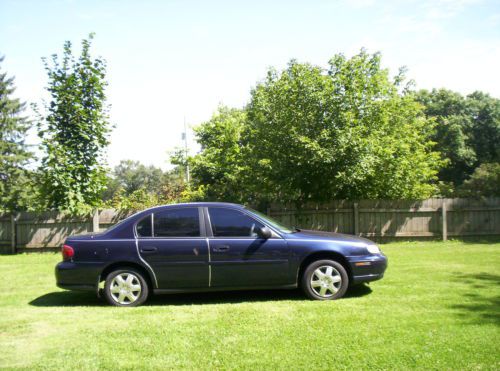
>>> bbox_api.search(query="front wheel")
[104,269,149,307]
[301,260,349,300]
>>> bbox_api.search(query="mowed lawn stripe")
[0,240,498,369]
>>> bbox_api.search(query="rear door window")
[153,208,200,237]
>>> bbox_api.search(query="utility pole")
[183,116,191,186]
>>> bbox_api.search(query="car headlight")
[366,244,381,254]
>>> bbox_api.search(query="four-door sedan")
[55,202,387,306]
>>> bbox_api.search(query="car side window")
[136,214,152,237]
[153,208,200,237]
[208,208,264,237]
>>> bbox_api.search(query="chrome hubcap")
[110,273,142,304]
[310,265,342,297]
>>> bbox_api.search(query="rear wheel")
[301,259,349,300]
[104,269,149,307]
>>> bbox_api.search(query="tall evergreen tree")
[38,34,111,212]
[0,56,33,211]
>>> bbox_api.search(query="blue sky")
[1,0,499,169]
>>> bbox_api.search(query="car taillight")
[62,244,74,260]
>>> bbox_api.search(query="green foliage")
[457,162,500,197]
[0,56,35,211]
[109,160,166,196]
[189,106,249,202]
[168,146,190,186]
[103,159,187,211]
[466,91,500,165]
[415,89,500,188]
[415,89,473,185]
[106,187,163,211]
[37,34,111,213]
[190,51,442,204]
[179,183,209,202]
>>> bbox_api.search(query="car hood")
[287,229,375,246]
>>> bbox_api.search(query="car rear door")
[206,207,290,288]
[137,207,209,289]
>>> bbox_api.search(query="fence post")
[10,213,16,254]
[442,201,447,241]
[92,210,100,233]
[353,202,359,236]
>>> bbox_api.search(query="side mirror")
[258,226,272,239]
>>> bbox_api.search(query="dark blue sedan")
[55,202,387,306]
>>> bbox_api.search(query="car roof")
[144,202,246,212]
[100,202,248,238]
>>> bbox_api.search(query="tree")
[466,92,500,166]
[102,159,187,210]
[458,163,500,197]
[0,56,34,211]
[111,160,166,195]
[188,106,249,202]
[415,89,473,187]
[37,34,111,212]
[245,51,441,203]
[188,51,442,205]
[169,146,190,185]
[415,89,500,189]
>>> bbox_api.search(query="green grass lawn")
[0,240,499,370]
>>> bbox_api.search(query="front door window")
[208,208,264,237]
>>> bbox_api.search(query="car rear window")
[136,215,152,237]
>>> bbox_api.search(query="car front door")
[206,207,290,288]
[137,207,209,289]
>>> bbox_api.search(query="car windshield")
[245,207,294,233]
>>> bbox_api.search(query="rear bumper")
[55,261,104,291]
[348,254,388,284]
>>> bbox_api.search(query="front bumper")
[55,261,104,291]
[348,254,388,284]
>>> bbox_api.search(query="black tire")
[301,259,349,300]
[103,268,149,307]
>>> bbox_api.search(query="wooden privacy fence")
[0,198,499,253]
[0,209,134,253]
[268,198,500,240]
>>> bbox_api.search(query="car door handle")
[213,245,230,252]
[140,246,158,253]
